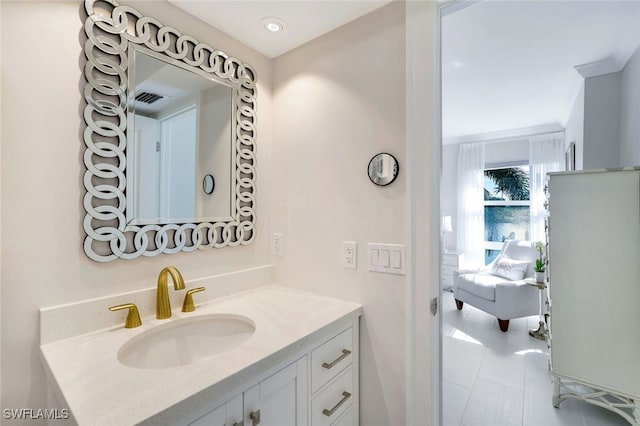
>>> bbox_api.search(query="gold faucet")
[182,287,206,312]
[156,266,186,319]
[108,303,142,328]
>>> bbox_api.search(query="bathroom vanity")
[40,286,362,426]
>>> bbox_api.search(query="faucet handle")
[182,287,206,312]
[109,303,142,328]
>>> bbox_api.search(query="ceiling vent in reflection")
[135,91,165,104]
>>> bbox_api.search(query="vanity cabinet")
[186,322,358,426]
[190,358,307,426]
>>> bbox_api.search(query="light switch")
[391,249,402,269]
[368,243,406,275]
[380,249,390,267]
[371,248,380,266]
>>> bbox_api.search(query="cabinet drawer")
[311,327,353,392]
[332,406,354,426]
[312,368,353,426]
[442,264,456,276]
[442,274,453,287]
[442,254,459,267]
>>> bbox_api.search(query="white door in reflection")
[158,105,197,220]
[134,115,160,220]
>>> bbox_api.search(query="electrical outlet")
[272,233,284,256]
[343,241,357,269]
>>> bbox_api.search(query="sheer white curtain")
[457,142,485,268]
[529,132,565,243]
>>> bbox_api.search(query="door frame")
[405,1,441,425]
[405,1,479,425]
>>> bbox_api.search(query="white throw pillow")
[489,255,530,281]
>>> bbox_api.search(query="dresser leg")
[455,299,463,310]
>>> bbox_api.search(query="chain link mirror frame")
[82,0,257,262]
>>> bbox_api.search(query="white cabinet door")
[188,404,225,426]
[189,394,242,426]
[225,395,244,426]
[244,357,308,426]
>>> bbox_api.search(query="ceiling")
[167,0,393,59]
[442,0,640,141]
[166,0,640,141]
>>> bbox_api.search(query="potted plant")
[534,241,546,282]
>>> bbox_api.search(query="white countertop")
[40,286,362,426]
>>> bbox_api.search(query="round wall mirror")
[368,153,399,186]
[203,174,215,194]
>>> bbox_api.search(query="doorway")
[438,1,639,425]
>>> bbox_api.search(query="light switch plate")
[368,243,406,275]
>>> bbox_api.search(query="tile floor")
[441,291,629,426]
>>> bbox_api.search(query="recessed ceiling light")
[266,22,282,32]
[261,17,285,33]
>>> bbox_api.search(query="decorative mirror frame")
[83,0,257,262]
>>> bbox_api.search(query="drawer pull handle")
[322,349,351,369]
[233,422,244,426]
[322,391,352,417]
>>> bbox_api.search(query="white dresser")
[548,169,640,425]
[441,251,462,290]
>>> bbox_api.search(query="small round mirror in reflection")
[367,153,399,186]
[203,174,215,194]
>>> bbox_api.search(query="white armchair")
[453,240,539,332]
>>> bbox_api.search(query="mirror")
[127,48,232,225]
[368,153,399,186]
[83,0,257,262]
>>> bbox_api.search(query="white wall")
[583,71,622,169]
[485,139,529,165]
[620,46,640,166]
[581,46,640,169]
[199,85,233,219]
[273,3,407,424]
[564,82,585,170]
[1,0,273,415]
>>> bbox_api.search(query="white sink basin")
[118,314,255,369]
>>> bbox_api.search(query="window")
[484,165,530,264]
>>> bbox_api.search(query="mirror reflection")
[368,153,399,186]
[203,174,215,195]
[127,48,233,225]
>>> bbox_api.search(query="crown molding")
[443,123,564,145]
[574,57,625,78]
[440,0,483,18]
